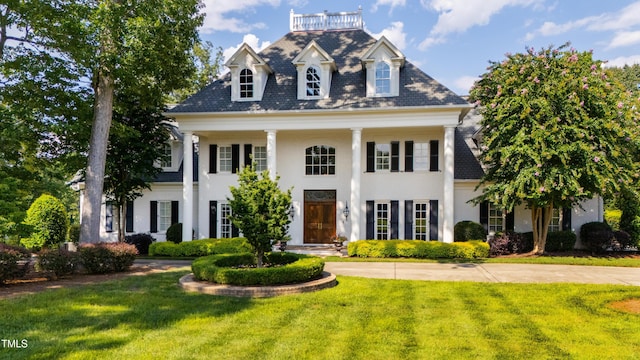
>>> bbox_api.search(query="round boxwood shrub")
[191,252,325,286]
[454,221,486,242]
[580,222,613,253]
[166,223,183,244]
[21,194,69,250]
[125,233,155,255]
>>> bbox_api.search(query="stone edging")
[179,271,337,298]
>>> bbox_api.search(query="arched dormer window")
[306,66,321,97]
[239,69,253,98]
[305,145,336,175]
[375,62,391,95]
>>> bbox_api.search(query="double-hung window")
[414,202,429,240]
[160,143,172,168]
[158,201,172,232]
[375,62,391,95]
[253,146,267,172]
[376,203,390,240]
[488,203,504,233]
[220,204,233,238]
[219,146,233,172]
[413,143,428,171]
[375,144,390,171]
[548,208,562,232]
[305,145,336,175]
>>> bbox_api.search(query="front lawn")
[2,270,640,359]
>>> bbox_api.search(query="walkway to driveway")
[135,259,640,286]
[323,262,640,286]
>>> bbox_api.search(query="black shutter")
[429,200,438,240]
[506,211,515,231]
[232,224,240,238]
[366,200,374,239]
[105,202,113,233]
[125,201,134,233]
[480,201,489,233]
[562,207,572,231]
[391,141,400,172]
[244,144,252,168]
[405,141,414,172]
[231,144,240,173]
[405,200,413,240]
[430,140,439,172]
[366,142,375,173]
[390,200,399,238]
[171,201,179,225]
[150,201,158,233]
[209,201,217,238]
[209,144,217,173]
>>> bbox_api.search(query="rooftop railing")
[290,7,363,32]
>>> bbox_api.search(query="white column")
[182,131,193,242]
[266,130,277,180]
[350,128,362,242]
[443,126,455,243]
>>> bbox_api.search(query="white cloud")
[222,34,272,64]
[527,2,640,40]
[200,0,280,33]
[604,55,640,68]
[418,0,540,50]
[607,31,640,49]
[368,22,407,50]
[371,0,406,13]
[453,76,479,95]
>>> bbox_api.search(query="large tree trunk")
[79,72,114,243]
[117,200,127,243]
[531,204,553,254]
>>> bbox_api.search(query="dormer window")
[225,43,272,102]
[306,66,321,97]
[240,69,254,98]
[362,36,405,98]
[375,62,391,95]
[292,40,336,100]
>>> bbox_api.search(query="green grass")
[2,269,640,359]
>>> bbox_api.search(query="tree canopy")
[469,44,640,253]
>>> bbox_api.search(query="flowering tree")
[469,44,640,254]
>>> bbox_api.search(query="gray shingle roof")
[168,30,467,113]
[455,108,485,180]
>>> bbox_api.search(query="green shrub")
[78,242,138,274]
[166,223,183,244]
[37,249,79,277]
[68,224,81,243]
[0,244,31,283]
[347,240,489,260]
[125,233,155,255]
[454,221,486,242]
[148,238,252,257]
[489,232,534,256]
[192,252,325,286]
[604,209,621,230]
[545,231,577,252]
[580,222,613,254]
[21,195,69,250]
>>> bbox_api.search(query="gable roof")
[224,43,273,73]
[291,39,337,71]
[168,29,468,114]
[361,35,405,67]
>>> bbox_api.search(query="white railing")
[290,7,363,32]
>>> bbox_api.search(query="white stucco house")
[88,9,603,245]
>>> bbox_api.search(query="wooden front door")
[304,190,336,244]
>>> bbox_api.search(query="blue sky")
[199,0,640,95]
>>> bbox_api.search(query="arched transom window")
[375,62,390,94]
[240,69,253,98]
[305,145,335,175]
[306,66,321,97]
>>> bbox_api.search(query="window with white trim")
[219,146,232,172]
[240,69,253,98]
[306,66,321,97]
[376,143,390,171]
[220,203,233,238]
[414,202,429,240]
[375,62,391,94]
[254,146,267,172]
[488,203,504,233]
[376,203,390,240]
[158,201,172,232]
[414,142,429,171]
[305,145,336,175]
[160,143,172,168]
[549,208,562,232]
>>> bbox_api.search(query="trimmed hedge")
[37,249,79,277]
[580,222,613,253]
[545,231,577,252]
[192,252,325,286]
[78,242,138,274]
[454,221,486,242]
[0,243,31,283]
[347,240,489,259]
[149,238,252,257]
